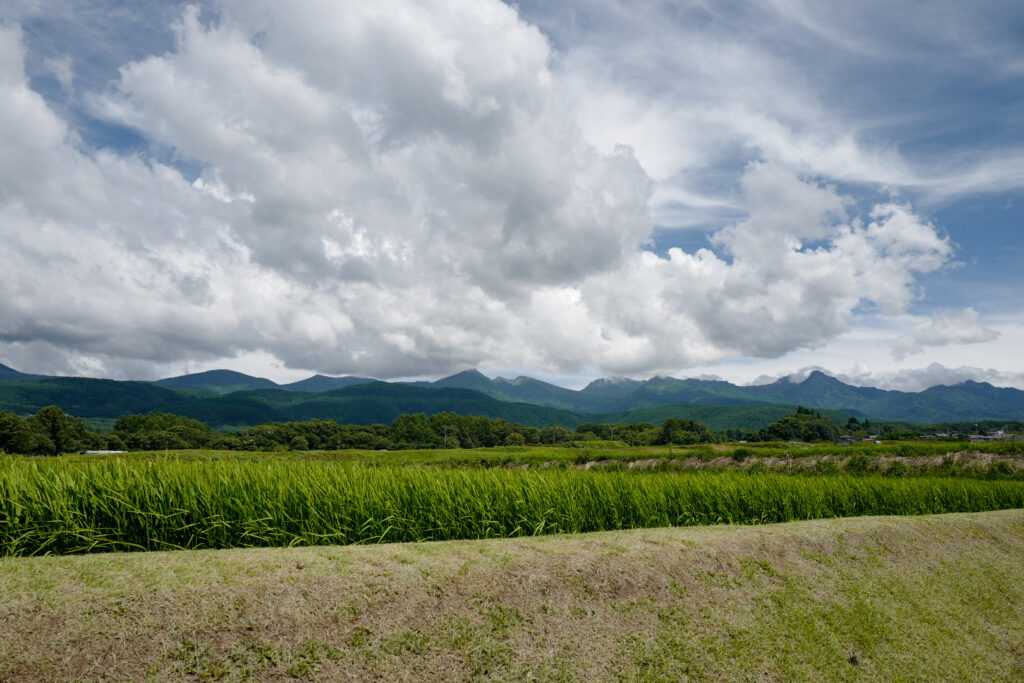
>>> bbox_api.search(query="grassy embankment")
[0,510,1021,681]
[3,454,1023,555]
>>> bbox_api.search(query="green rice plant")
[1,455,1022,556]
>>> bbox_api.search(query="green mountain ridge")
[744,371,1024,423]
[421,368,1024,422]
[0,377,194,417]
[0,364,1021,429]
[155,369,278,394]
[172,382,584,429]
[281,375,376,392]
[0,363,51,382]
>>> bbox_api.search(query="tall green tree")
[28,405,90,455]
[390,413,439,448]
[0,411,49,454]
[764,410,840,442]
[539,424,572,444]
[656,418,715,445]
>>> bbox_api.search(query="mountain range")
[399,368,1024,424]
[154,369,376,394]
[1,362,1022,430]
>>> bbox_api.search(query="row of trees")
[1,406,871,456]
[0,407,106,455]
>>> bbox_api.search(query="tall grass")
[1,455,1022,556]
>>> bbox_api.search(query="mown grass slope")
[0,510,1021,681]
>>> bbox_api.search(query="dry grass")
[1,510,1022,681]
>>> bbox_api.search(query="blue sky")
[1,0,1022,391]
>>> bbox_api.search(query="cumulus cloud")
[890,308,1000,360]
[575,169,952,374]
[0,4,960,379]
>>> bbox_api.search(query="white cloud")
[539,0,1024,225]
[890,308,1000,360]
[840,363,1024,392]
[42,54,73,91]
[0,5,972,381]
[570,163,951,374]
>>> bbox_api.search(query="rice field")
[2,454,1023,556]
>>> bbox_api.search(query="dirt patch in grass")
[644,451,1024,474]
[626,458,662,470]
[577,459,618,470]
[1,511,1023,681]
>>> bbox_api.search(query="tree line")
[0,404,976,456]
[0,407,728,454]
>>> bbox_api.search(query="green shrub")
[685,446,717,462]
[986,461,1014,479]
[816,459,839,476]
[732,447,753,462]
[845,454,874,475]
[884,461,909,478]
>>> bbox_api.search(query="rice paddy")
[2,454,1023,556]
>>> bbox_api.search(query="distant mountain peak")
[282,374,376,392]
[802,370,839,383]
[493,376,533,386]
[449,368,487,379]
[432,369,495,390]
[162,369,262,380]
[762,369,835,386]
[155,369,278,394]
[589,376,634,386]
[0,362,52,381]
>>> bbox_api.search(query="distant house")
[834,435,856,446]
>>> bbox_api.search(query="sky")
[1,0,1022,391]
